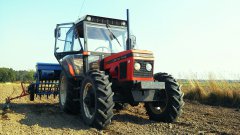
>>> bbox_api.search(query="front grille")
[120,61,127,79]
[134,60,153,78]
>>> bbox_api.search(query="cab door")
[54,23,84,78]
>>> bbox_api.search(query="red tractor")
[54,10,184,129]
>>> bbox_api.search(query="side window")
[55,25,83,53]
[55,25,72,53]
[73,31,83,51]
[64,29,74,52]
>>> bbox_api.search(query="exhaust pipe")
[127,9,131,50]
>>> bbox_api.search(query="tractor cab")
[54,15,132,78]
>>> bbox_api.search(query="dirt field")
[0,83,240,135]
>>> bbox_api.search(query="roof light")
[86,16,92,21]
[121,21,126,26]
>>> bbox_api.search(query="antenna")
[78,0,86,18]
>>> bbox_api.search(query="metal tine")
[50,80,53,98]
[45,80,47,94]
[53,80,56,98]
[46,80,49,99]
[39,80,42,99]
[40,80,42,94]
[48,80,50,98]
[54,80,59,98]
[35,83,38,98]
[44,80,46,97]
[49,80,51,98]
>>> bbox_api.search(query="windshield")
[86,24,127,53]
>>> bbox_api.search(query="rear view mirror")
[55,47,59,51]
[130,35,136,49]
[54,28,61,38]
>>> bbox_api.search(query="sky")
[0,0,240,80]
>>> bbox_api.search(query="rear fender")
[60,55,84,79]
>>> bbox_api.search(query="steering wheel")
[94,46,110,53]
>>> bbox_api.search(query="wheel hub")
[83,82,96,119]
[149,90,168,114]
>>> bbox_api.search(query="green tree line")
[0,67,35,82]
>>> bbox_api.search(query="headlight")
[134,63,141,71]
[146,63,152,71]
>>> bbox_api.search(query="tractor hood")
[104,49,154,81]
[104,49,154,65]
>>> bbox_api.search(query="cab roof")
[75,15,127,27]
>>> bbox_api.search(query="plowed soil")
[0,83,240,135]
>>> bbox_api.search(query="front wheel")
[145,73,184,122]
[80,70,114,129]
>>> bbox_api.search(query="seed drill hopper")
[4,63,62,109]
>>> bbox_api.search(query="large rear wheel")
[80,70,114,129]
[145,72,184,122]
[59,72,80,114]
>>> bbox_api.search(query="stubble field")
[0,83,240,135]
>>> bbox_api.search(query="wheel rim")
[149,90,168,114]
[60,76,67,106]
[83,82,96,119]
[149,102,167,114]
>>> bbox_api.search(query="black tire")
[145,72,184,122]
[28,84,35,101]
[80,70,114,129]
[59,72,80,114]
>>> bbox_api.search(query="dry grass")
[1,80,240,108]
[180,79,240,107]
